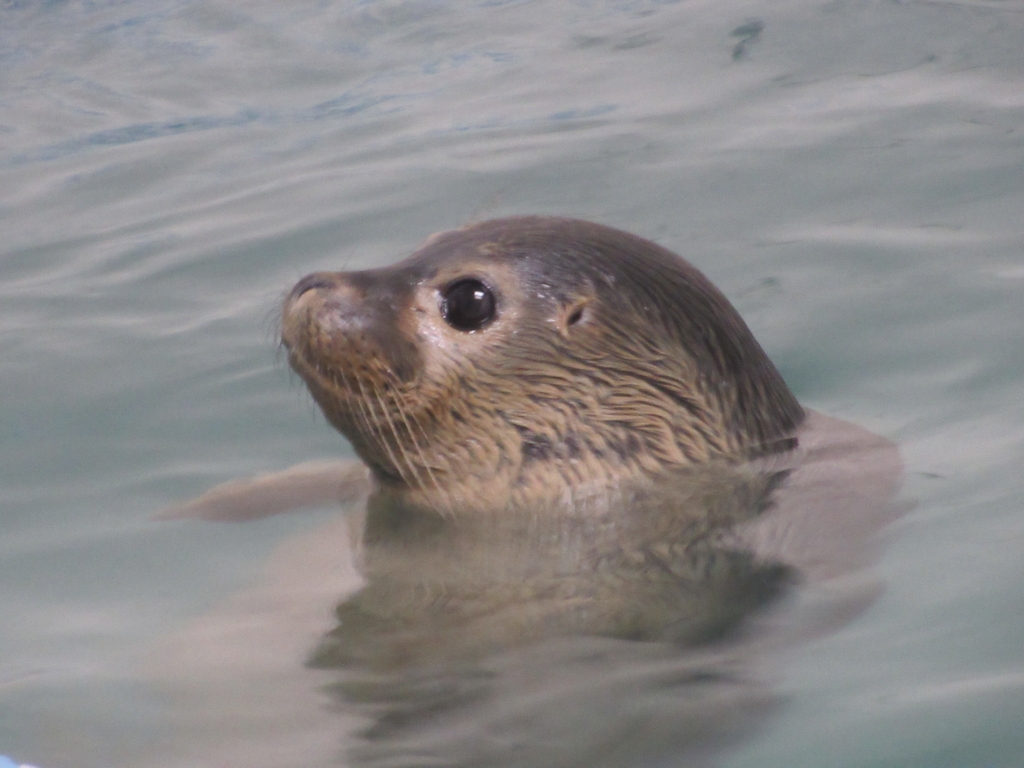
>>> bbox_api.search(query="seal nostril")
[292,273,335,299]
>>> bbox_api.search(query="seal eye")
[441,279,496,331]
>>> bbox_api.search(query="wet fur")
[282,217,803,516]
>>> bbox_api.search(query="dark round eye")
[441,279,496,331]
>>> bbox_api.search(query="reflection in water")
[149,411,900,768]
[296,412,900,767]
[315,467,789,767]
[330,638,779,768]
[319,466,791,669]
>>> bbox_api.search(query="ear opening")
[558,300,592,337]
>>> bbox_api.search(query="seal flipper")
[156,460,371,521]
[739,409,905,583]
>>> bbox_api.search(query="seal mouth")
[282,285,448,494]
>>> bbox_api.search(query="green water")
[2,0,1023,766]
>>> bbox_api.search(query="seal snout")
[281,267,422,395]
[282,271,367,333]
[281,271,352,360]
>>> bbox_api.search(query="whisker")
[360,391,408,483]
[371,375,427,494]
[343,365,410,486]
[392,378,455,516]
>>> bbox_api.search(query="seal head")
[281,216,803,515]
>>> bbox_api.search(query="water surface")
[2,0,1023,766]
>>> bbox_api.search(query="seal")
[278,216,815,668]
[155,217,902,767]
[281,216,804,520]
